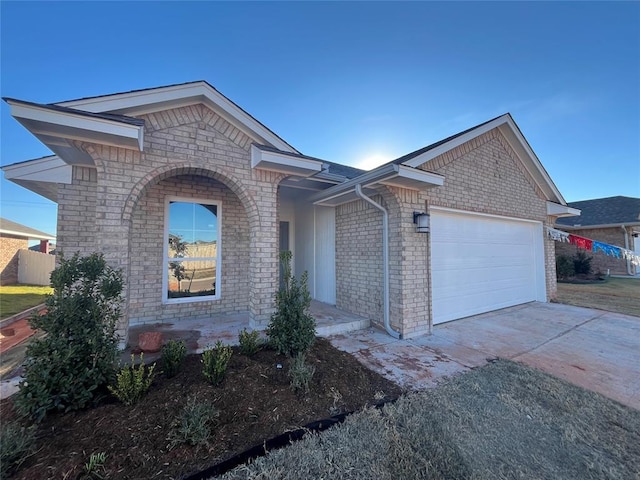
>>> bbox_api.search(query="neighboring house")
[0,217,55,285]
[2,81,578,345]
[555,196,640,276]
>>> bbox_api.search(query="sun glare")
[355,153,391,171]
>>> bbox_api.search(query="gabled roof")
[54,80,298,153]
[0,218,55,240]
[555,196,640,228]
[391,113,568,205]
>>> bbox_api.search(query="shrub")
[238,328,261,356]
[16,252,123,422]
[573,250,592,275]
[0,422,36,477]
[161,340,187,378]
[556,255,575,280]
[108,354,156,406]
[168,397,218,449]
[202,341,232,385]
[289,353,316,395]
[267,251,316,357]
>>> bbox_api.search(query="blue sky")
[1,1,639,237]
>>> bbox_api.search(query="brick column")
[248,182,279,328]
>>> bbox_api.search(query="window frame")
[162,196,222,304]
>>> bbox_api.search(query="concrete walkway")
[328,302,640,410]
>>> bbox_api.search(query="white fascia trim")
[404,116,510,169]
[310,163,443,205]
[7,100,144,151]
[58,82,297,154]
[2,155,73,184]
[498,120,565,204]
[0,229,55,240]
[547,202,581,217]
[404,114,566,204]
[388,165,445,186]
[251,145,322,176]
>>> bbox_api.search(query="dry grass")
[0,285,52,320]
[219,359,640,480]
[556,277,640,317]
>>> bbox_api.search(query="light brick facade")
[36,88,567,345]
[56,105,286,345]
[335,129,556,338]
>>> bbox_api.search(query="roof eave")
[547,202,581,218]
[311,164,444,207]
[2,155,73,203]
[402,114,567,205]
[6,99,144,157]
[57,81,298,154]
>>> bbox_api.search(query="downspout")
[354,184,401,339]
[622,225,634,276]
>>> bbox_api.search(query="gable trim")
[56,81,298,154]
[403,114,566,205]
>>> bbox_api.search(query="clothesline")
[545,227,640,267]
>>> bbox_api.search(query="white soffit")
[547,202,581,217]
[2,155,72,202]
[6,99,144,152]
[311,163,444,207]
[403,114,566,205]
[57,82,298,154]
[251,145,322,176]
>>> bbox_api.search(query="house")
[0,217,55,285]
[555,196,640,275]
[2,81,578,345]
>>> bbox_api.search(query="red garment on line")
[568,234,593,251]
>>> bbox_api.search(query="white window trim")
[163,196,222,304]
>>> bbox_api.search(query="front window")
[164,198,220,303]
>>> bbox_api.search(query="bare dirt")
[1,338,402,480]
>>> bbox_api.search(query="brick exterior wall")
[335,128,556,338]
[128,174,249,324]
[56,104,286,345]
[335,198,385,325]
[555,227,633,275]
[0,235,27,285]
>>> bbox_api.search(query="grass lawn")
[0,285,52,320]
[556,277,640,317]
[220,359,640,480]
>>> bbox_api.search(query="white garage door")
[431,209,546,324]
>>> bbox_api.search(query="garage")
[430,208,546,324]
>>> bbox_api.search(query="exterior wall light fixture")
[413,212,430,233]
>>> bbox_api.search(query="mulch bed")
[1,338,402,479]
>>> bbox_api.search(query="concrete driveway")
[328,302,640,410]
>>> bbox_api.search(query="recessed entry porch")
[126,300,370,356]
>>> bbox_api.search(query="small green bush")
[168,397,218,449]
[267,251,316,357]
[238,328,261,356]
[16,252,123,422]
[202,341,232,385]
[0,422,36,477]
[289,353,316,395]
[161,340,187,378]
[573,250,592,275]
[556,255,575,280]
[108,354,156,406]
